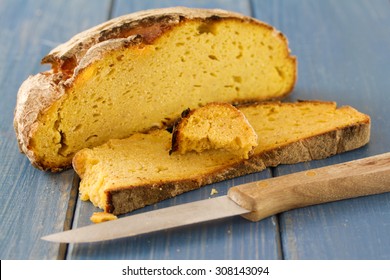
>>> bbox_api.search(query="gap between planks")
[57,173,80,260]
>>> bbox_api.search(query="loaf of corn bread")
[14,7,296,171]
[170,103,258,159]
[73,101,370,215]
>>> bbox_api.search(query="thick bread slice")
[14,7,296,171]
[170,102,258,158]
[72,101,370,215]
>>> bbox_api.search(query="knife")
[42,152,390,243]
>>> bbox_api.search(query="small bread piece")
[90,212,118,223]
[73,101,370,215]
[210,188,219,196]
[14,7,296,171]
[171,103,258,158]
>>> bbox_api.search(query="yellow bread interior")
[171,103,258,158]
[73,101,370,212]
[31,18,296,170]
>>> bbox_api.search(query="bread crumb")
[210,188,219,195]
[90,212,118,223]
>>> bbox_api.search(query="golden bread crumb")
[210,188,219,195]
[90,212,118,223]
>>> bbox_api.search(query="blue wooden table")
[1,0,390,260]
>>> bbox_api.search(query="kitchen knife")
[42,152,390,243]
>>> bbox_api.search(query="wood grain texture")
[229,153,390,222]
[252,0,390,259]
[0,0,111,259]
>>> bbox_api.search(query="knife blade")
[42,195,249,243]
[42,152,390,243]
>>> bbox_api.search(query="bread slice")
[14,7,296,171]
[72,101,370,215]
[170,103,258,158]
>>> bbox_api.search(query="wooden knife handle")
[227,152,390,221]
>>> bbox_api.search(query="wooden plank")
[112,0,253,17]
[67,0,282,260]
[252,0,390,259]
[0,0,112,259]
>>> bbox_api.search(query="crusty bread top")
[42,7,281,76]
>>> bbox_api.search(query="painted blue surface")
[1,0,389,259]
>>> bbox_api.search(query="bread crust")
[105,117,370,215]
[170,107,192,154]
[14,7,296,171]
[41,7,283,75]
[14,72,64,171]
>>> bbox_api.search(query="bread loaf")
[14,7,296,171]
[72,101,370,215]
[170,102,258,158]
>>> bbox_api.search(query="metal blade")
[42,195,249,243]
